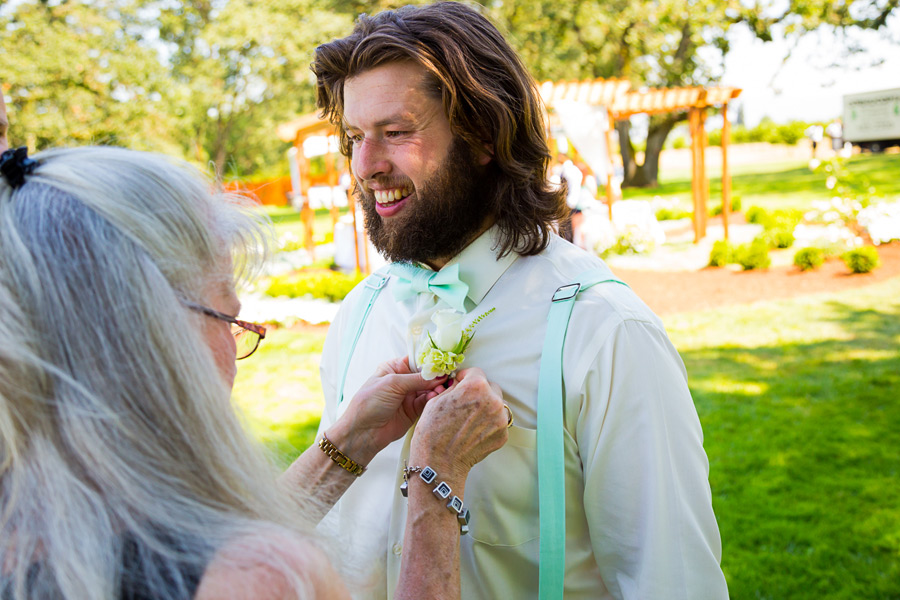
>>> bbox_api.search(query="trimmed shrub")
[793,247,826,271]
[745,206,769,226]
[656,206,692,221]
[265,269,365,302]
[709,196,742,217]
[762,228,795,249]
[841,247,880,274]
[708,240,734,267]
[735,239,771,270]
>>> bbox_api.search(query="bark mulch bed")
[615,241,900,316]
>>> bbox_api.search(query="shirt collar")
[437,225,518,306]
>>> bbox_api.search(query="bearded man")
[311,3,728,598]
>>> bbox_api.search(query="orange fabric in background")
[224,176,292,206]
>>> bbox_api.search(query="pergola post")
[698,106,708,241]
[721,102,732,240]
[689,107,702,242]
[606,112,616,221]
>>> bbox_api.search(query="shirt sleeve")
[574,318,728,600]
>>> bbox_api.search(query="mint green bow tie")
[391,263,469,312]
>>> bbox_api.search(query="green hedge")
[793,247,826,271]
[842,247,880,274]
[264,269,366,302]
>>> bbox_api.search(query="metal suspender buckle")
[365,275,389,290]
[552,283,581,302]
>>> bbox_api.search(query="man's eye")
[385,130,408,138]
[347,133,363,143]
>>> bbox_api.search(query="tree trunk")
[618,114,680,188]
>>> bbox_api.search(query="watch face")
[420,466,437,484]
[433,481,452,499]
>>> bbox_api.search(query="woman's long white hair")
[0,147,320,598]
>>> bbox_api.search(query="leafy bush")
[709,196,742,217]
[745,206,769,225]
[841,247,880,274]
[656,206,692,221]
[735,240,771,270]
[708,240,734,267]
[762,228,795,249]
[744,206,803,231]
[724,119,815,146]
[793,247,826,271]
[264,269,365,302]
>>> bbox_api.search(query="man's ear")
[478,142,494,166]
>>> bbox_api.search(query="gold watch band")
[318,433,366,477]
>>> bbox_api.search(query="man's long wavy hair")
[312,1,568,258]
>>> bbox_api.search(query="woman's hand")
[332,357,451,462]
[409,367,508,487]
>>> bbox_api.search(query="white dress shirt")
[316,227,728,599]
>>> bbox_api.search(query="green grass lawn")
[667,277,900,598]
[266,205,349,245]
[232,326,328,467]
[623,152,900,213]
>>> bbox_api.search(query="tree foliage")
[1,1,180,153]
[488,0,899,187]
[1,0,897,184]
[1,0,351,179]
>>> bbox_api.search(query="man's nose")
[352,138,391,182]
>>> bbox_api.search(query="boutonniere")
[418,307,495,380]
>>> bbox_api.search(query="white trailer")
[842,87,900,152]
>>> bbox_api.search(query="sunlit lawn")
[667,277,900,598]
[266,205,349,244]
[623,152,900,212]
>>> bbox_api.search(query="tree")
[1,1,181,153]
[152,0,352,179]
[489,0,900,187]
[2,0,353,180]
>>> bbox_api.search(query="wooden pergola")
[540,79,742,241]
[276,113,368,271]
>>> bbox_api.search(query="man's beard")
[357,139,496,265]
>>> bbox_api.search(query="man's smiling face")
[343,61,494,267]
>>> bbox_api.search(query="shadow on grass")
[685,301,900,599]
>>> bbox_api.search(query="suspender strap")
[537,267,627,599]
[337,266,391,406]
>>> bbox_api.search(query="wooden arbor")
[277,113,366,270]
[541,79,742,241]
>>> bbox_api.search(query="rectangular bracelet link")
[400,463,470,535]
[318,434,366,477]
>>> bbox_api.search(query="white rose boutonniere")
[418,307,495,380]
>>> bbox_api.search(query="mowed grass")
[266,205,349,244]
[666,277,900,598]
[232,276,900,597]
[232,326,328,467]
[623,152,900,212]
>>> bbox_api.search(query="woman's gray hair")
[0,147,321,598]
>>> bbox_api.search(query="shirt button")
[392,542,403,555]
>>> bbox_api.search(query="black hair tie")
[0,147,38,189]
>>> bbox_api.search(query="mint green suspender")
[335,264,626,599]
[537,268,627,599]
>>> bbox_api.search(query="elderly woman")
[0,146,508,599]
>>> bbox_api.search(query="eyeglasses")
[185,302,267,360]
